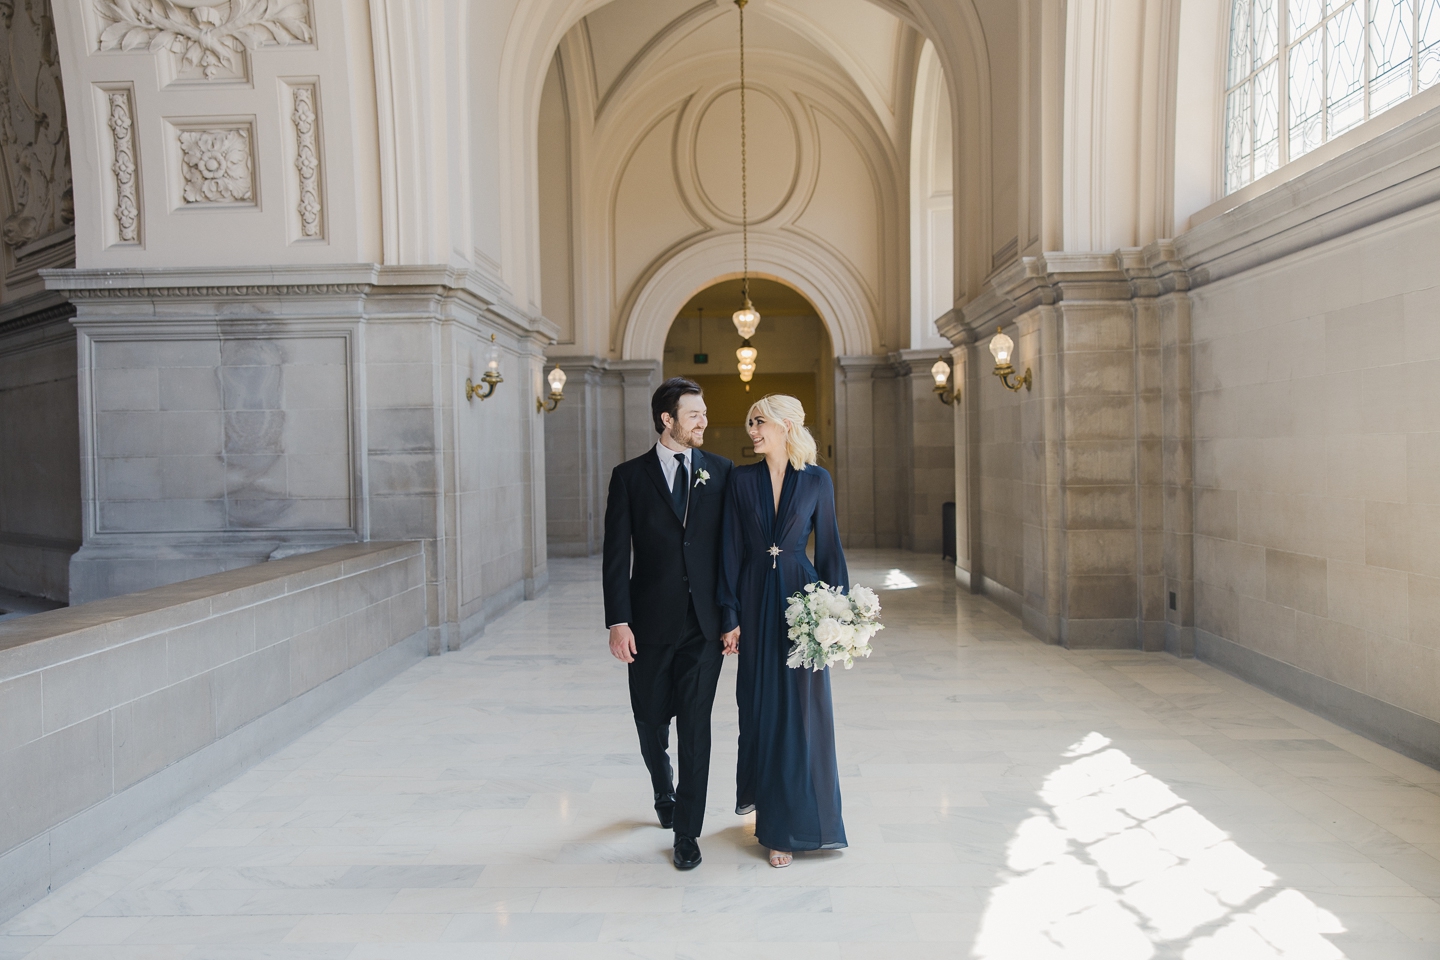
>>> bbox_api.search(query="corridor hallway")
[2,552,1438,959]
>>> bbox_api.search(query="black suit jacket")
[603,445,733,645]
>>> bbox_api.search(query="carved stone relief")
[93,0,313,83]
[0,0,73,249]
[105,89,139,243]
[290,84,320,237]
[178,126,253,204]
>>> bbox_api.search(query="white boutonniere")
[694,468,711,487]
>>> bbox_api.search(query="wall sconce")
[466,333,503,402]
[537,361,567,413]
[989,326,1031,392]
[931,356,957,405]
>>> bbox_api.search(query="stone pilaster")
[944,247,1196,650]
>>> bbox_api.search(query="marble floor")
[3,551,1440,959]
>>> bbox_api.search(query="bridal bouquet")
[784,582,884,672]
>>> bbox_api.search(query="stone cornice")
[945,245,1191,347]
[1176,100,1440,288]
[0,296,75,340]
[40,264,560,341]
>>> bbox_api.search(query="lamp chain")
[737,0,748,302]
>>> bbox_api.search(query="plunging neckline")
[762,462,795,526]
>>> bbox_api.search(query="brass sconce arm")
[537,392,563,413]
[935,382,958,405]
[466,370,502,401]
[993,362,1032,392]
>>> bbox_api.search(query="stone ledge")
[0,539,431,921]
[0,542,417,671]
[0,628,427,926]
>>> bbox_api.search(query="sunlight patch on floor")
[882,568,919,589]
[973,732,1347,959]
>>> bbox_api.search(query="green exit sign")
[693,353,709,364]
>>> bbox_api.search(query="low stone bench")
[0,541,429,923]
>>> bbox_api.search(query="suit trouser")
[628,601,723,840]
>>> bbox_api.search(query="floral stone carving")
[291,85,320,236]
[94,0,313,81]
[179,128,252,204]
[106,91,139,241]
[0,0,73,248]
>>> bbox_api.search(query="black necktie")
[671,453,688,520]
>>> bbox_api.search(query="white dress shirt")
[655,441,693,490]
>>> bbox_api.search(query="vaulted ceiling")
[574,0,917,140]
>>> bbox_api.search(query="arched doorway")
[663,278,835,472]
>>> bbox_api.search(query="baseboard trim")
[0,629,428,925]
[1195,629,1440,770]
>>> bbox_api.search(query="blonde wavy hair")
[748,394,818,471]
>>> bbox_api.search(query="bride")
[717,394,848,868]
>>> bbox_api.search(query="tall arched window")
[1225,0,1440,194]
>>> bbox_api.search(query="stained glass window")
[1225,0,1440,193]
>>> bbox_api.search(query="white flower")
[850,585,879,615]
[695,468,710,487]
[785,599,805,623]
[813,617,843,647]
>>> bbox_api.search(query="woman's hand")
[721,627,740,656]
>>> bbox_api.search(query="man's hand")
[721,627,740,656]
[609,624,638,663]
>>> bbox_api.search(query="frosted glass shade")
[547,364,567,394]
[989,329,1013,365]
[485,340,502,373]
[732,299,761,339]
[736,344,758,364]
[930,357,951,388]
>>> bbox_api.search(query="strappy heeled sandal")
[769,850,793,868]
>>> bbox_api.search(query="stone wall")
[940,104,1440,768]
[1184,194,1440,764]
[44,267,553,652]
[0,540,428,924]
[0,312,79,601]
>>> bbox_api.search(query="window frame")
[1224,0,1440,195]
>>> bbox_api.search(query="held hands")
[721,627,740,656]
[608,624,638,663]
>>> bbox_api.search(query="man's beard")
[668,427,705,448]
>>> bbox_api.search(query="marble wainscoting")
[0,551,1437,958]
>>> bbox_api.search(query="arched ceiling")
[575,0,915,137]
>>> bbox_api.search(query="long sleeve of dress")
[813,468,849,592]
[717,477,744,633]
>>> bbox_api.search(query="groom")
[603,377,736,870]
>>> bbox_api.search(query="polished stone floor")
[3,550,1440,959]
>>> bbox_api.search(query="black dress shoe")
[673,835,701,870]
[654,794,675,830]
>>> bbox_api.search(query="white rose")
[814,617,843,647]
[850,585,879,615]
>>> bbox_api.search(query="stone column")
[834,356,884,547]
[893,349,959,554]
[942,249,1197,650]
[615,360,660,460]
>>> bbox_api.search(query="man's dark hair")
[652,377,703,434]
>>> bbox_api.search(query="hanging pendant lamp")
[733,0,760,387]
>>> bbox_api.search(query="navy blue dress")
[718,462,848,852]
